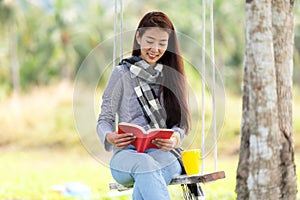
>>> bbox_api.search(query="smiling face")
[136,27,169,67]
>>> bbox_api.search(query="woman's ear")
[135,31,141,45]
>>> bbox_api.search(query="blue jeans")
[110,146,182,200]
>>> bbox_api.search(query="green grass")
[0,149,299,199]
[0,148,238,199]
[0,148,113,199]
[0,82,299,199]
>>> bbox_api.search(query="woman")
[97,11,190,199]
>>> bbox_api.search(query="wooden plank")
[109,171,225,191]
[170,171,225,185]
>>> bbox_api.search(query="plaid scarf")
[120,56,166,129]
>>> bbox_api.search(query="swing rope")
[113,0,124,65]
[113,0,117,67]
[210,0,217,172]
[201,0,206,175]
[202,0,218,174]
[119,0,123,60]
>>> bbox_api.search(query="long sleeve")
[97,66,124,151]
[171,125,186,147]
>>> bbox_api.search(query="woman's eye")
[147,41,154,44]
[159,43,167,47]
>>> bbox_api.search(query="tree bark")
[272,0,297,199]
[236,0,297,199]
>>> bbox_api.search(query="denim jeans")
[110,146,182,200]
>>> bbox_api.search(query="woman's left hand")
[152,138,176,152]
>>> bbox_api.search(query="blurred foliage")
[0,0,299,95]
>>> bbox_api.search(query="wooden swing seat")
[109,171,225,191]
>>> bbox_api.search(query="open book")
[118,122,174,153]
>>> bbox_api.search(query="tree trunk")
[272,0,297,199]
[236,0,297,199]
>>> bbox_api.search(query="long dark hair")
[132,11,190,131]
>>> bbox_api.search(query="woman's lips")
[147,53,158,60]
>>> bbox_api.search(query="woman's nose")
[150,43,159,52]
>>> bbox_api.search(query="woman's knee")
[132,154,161,173]
[110,151,161,173]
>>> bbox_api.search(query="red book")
[118,122,174,153]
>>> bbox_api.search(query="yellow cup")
[181,149,201,175]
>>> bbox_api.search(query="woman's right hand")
[106,132,136,149]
